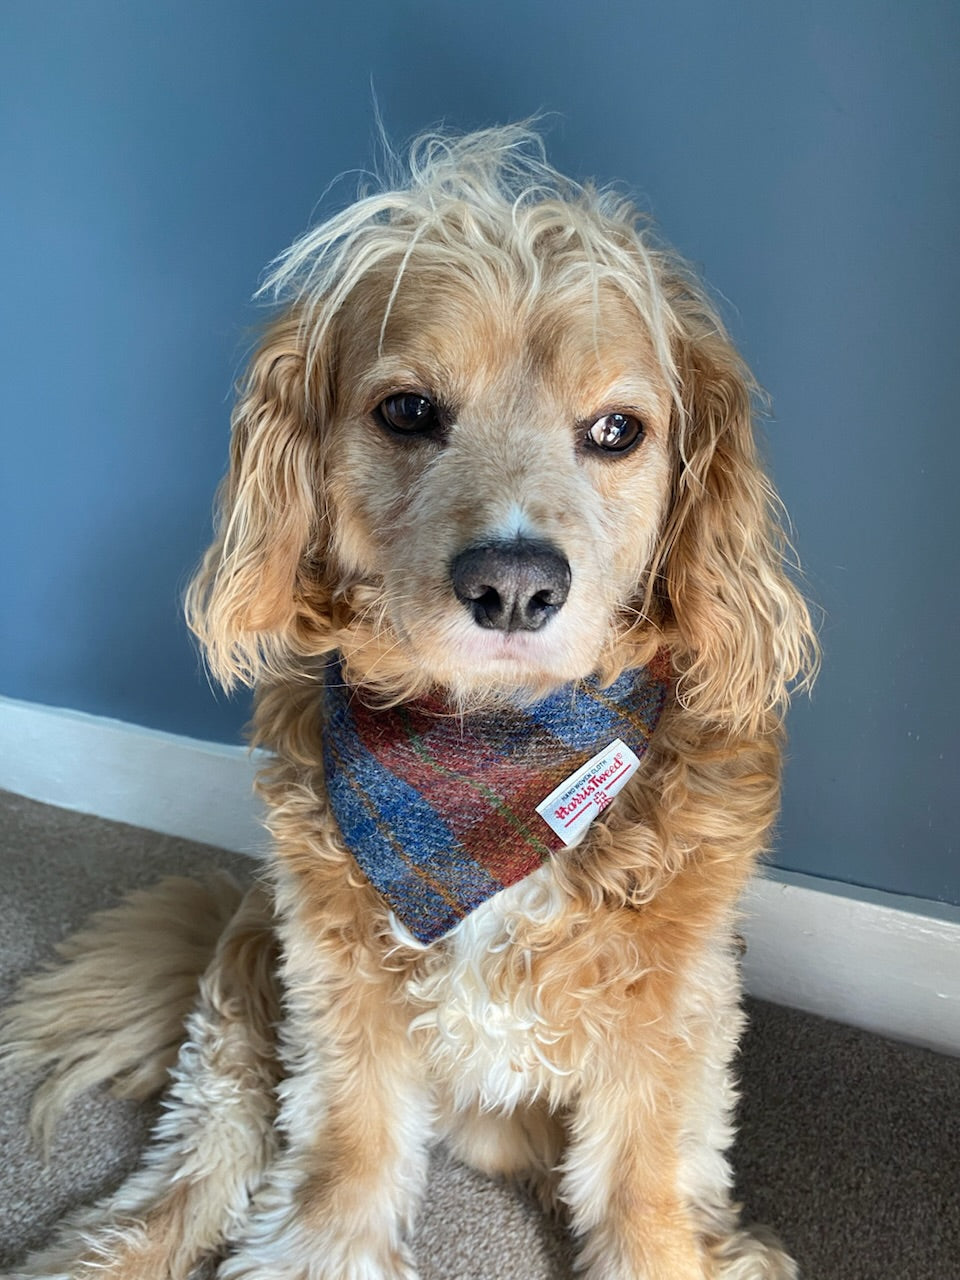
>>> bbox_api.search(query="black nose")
[450,538,571,633]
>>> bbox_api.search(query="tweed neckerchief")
[321,651,671,944]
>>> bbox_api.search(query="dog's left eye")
[376,393,441,435]
[586,412,645,453]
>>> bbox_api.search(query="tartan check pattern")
[322,651,671,944]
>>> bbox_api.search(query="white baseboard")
[2,695,958,1056]
[740,873,959,1057]
[0,694,267,856]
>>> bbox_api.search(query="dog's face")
[187,150,813,732]
[324,257,674,700]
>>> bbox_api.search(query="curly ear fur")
[184,313,334,690]
[647,296,818,737]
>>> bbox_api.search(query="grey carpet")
[1,789,957,1279]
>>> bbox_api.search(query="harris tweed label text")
[535,738,641,844]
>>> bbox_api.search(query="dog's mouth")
[372,534,621,698]
[385,581,609,700]
[457,627,555,662]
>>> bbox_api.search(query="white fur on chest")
[397,864,576,1114]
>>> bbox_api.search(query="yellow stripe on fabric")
[581,680,663,740]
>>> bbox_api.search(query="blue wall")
[2,1,957,905]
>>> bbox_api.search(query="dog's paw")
[221,1261,419,1280]
[709,1227,797,1279]
[218,1236,419,1280]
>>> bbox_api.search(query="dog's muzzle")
[450,537,571,632]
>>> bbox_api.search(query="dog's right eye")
[375,393,441,436]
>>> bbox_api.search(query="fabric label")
[535,737,641,846]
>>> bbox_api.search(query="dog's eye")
[376,393,441,435]
[585,412,645,454]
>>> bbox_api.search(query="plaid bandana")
[322,651,671,944]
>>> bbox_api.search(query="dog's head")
[187,127,815,732]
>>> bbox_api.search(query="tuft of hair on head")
[256,122,684,409]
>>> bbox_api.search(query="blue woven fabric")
[322,652,671,943]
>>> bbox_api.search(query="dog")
[2,125,817,1279]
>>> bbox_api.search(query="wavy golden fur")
[2,126,816,1280]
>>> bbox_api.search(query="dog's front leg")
[561,1049,708,1280]
[219,881,432,1280]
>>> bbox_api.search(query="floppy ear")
[185,312,335,690]
[652,317,817,736]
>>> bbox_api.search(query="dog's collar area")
[321,652,672,944]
